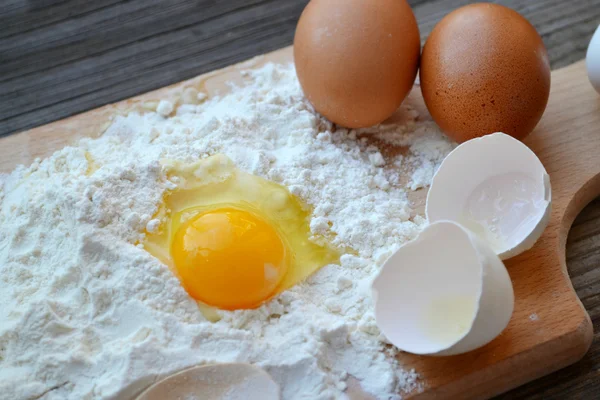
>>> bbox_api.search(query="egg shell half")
[420,3,551,142]
[294,0,420,128]
[587,24,600,94]
[426,132,551,260]
[135,363,280,400]
[372,221,514,356]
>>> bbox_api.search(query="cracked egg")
[143,154,340,311]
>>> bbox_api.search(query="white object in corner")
[587,24,600,94]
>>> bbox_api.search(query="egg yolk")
[171,208,288,310]
[143,154,343,315]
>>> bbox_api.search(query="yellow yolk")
[171,208,287,310]
[143,154,342,313]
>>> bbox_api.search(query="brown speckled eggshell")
[294,0,420,129]
[420,3,551,142]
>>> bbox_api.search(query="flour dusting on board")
[0,63,453,400]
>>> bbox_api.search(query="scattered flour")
[0,63,454,400]
[529,313,539,321]
[156,99,175,117]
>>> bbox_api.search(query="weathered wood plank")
[0,0,307,135]
[1,0,599,137]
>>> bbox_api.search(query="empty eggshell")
[372,221,514,356]
[427,132,551,260]
[135,363,280,400]
[587,24,600,94]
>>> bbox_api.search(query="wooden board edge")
[412,311,592,400]
[488,312,593,399]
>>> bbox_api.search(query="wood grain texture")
[2,1,600,398]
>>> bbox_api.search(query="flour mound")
[0,63,453,400]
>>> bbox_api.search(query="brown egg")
[420,3,551,142]
[294,0,420,128]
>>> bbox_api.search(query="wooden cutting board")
[1,46,598,400]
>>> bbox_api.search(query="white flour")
[0,63,453,400]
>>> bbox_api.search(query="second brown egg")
[420,3,551,142]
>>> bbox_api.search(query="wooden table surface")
[1,1,599,398]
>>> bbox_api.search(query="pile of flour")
[0,63,453,400]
